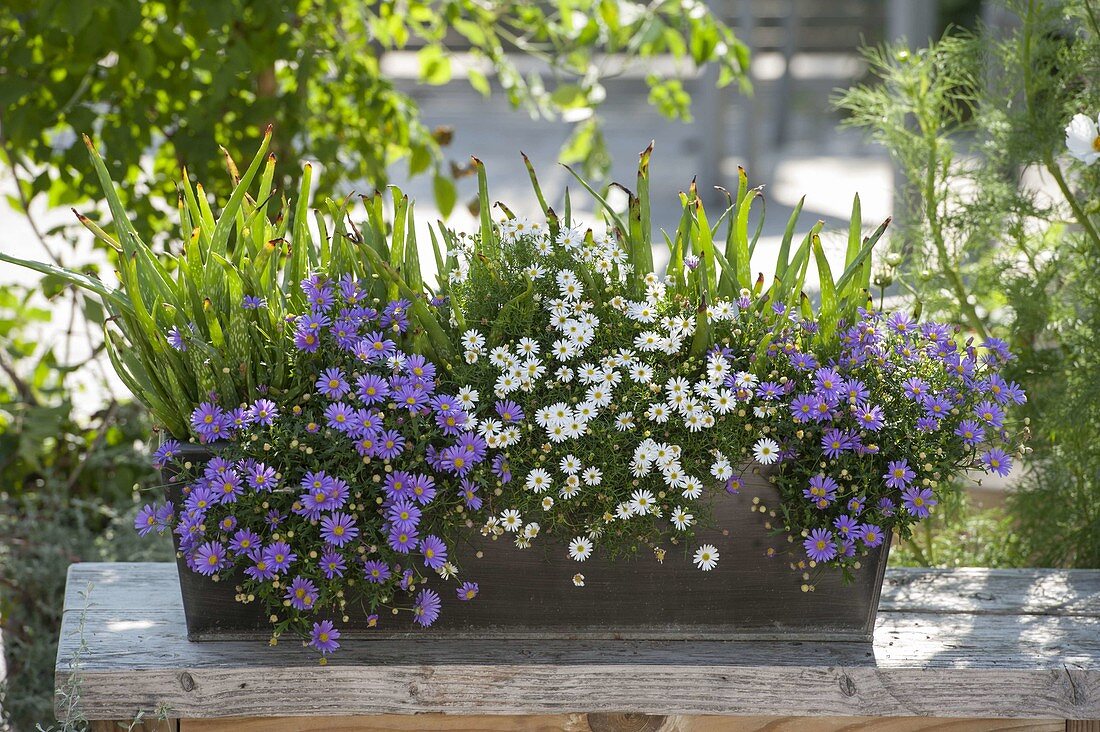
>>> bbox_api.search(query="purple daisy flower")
[190,402,225,439]
[394,384,429,412]
[405,353,436,381]
[409,474,437,506]
[361,331,396,361]
[412,589,442,627]
[950,416,985,444]
[245,556,277,582]
[491,455,512,483]
[217,515,238,533]
[982,448,1013,477]
[820,428,852,459]
[457,582,479,601]
[363,559,392,584]
[320,512,359,547]
[386,500,422,532]
[855,401,885,431]
[329,318,360,349]
[495,399,525,424]
[320,550,347,579]
[803,474,838,509]
[381,471,412,501]
[902,377,928,400]
[230,528,262,558]
[309,620,341,655]
[242,295,267,309]
[376,430,406,460]
[860,524,884,548]
[134,504,161,536]
[316,368,350,399]
[286,576,319,611]
[356,374,390,405]
[902,487,937,519]
[192,541,227,576]
[814,367,843,397]
[833,514,864,541]
[883,460,915,490]
[877,497,896,516]
[847,495,866,515]
[388,527,419,554]
[459,479,483,510]
[184,486,218,515]
[246,463,278,492]
[249,399,278,426]
[213,471,243,503]
[151,439,182,469]
[789,394,816,422]
[323,402,355,431]
[263,541,296,573]
[920,393,953,419]
[435,407,469,436]
[293,327,322,352]
[803,529,837,563]
[167,326,188,351]
[419,535,448,570]
[973,400,1005,428]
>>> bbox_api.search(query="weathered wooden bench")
[57,562,1100,731]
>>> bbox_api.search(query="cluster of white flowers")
[456,219,778,573]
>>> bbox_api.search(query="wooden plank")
[63,563,1100,618]
[181,715,1067,731]
[56,563,1100,720]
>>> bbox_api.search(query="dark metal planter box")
[163,444,890,642]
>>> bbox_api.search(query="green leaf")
[418,45,452,85]
[432,173,456,218]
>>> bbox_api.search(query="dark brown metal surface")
[164,445,889,642]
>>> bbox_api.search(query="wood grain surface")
[56,563,1100,721]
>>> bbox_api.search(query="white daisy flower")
[541,496,555,511]
[680,475,703,499]
[568,536,593,561]
[517,337,540,356]
[462,329,487,352]
[525,468,552,494]
[524,264,546,280]
[614,412,635,431]
[559,480,581,499]
[582,466,603,486]
[573,573,585,587]
[560,454,582,474]
[585,385,612,407]
[734,371,758,388]
[1066,113,1100,164]
[635,331,663,351]
[464,350,480,364]
[523,522,541,539]
[629,363,654,383]
[555,366,575,383]
[500,509,523,532]
[645,403,670,423]
[578,363,602,384]
[711,458,733,482]
[693,544,719,571]
[671,506,695,530]
[710,389,737,414]
[629,489,656,515]
[753,437,780,465]
[552,339,577,361]
[615,502,634,520]
[457,386,479,408]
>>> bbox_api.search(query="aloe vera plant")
[2,133,888,438]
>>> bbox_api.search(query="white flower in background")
[500,509,523,532]
[457,386,479,408]
[1066,113,1100,164]
[525,469,552,494]
[753,437,780,465]
[645,403,670,423]
[517,337,540,356]
[614,412,635,431]
[670,506,695,530]
[680,478,703,500]
[615,502,634,520]
[524,264,547,280]
[541,496,555,511]
[572,573,586,586]
[560,454,582,474]
[522,522,541,539]
[711,457,733,482]
[559,480,581,499]
[629,363,654,383]
[693,544,719,571]
[629,489,656,515]
[461,329,487,352]
[582,466,603,486]
[568,536,593,561]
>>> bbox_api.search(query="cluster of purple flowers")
[142,276,498,657]
[750,309,1026,566]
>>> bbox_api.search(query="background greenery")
[838,0,1100,567]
